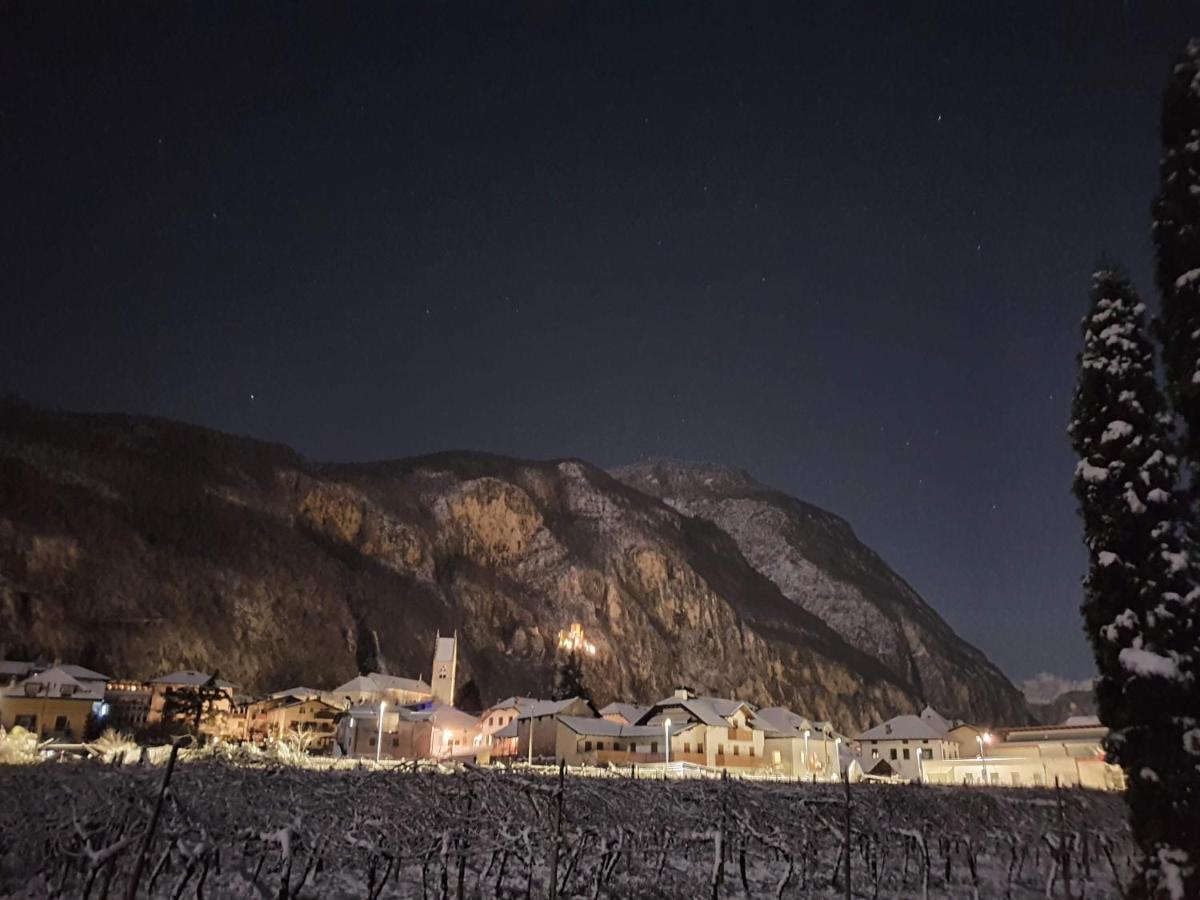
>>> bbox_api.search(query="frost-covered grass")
[0,761,1134,898]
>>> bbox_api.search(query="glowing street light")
[803,728,811,772]
[664,718,672,765]
[833,736,842,781]
[376,700,386,763]
[976,731,992,785]
[442,728,453,760]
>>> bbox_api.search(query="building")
[750,707,845,779]
[331,672,433,707]
[475,696,536,759]
[244,691,343,749]
[554,715,684,766]
[629,690,769,771]
[147,670,238,738]
[430,633,457,705]
[103,678,153,732]
[491,697,598,761]
[337,699,479,761]
[855,707,963,782]
[920,718,1125,789]
[0,662,110,741]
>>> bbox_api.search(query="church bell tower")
[431,631,457,705]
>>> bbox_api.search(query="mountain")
[612,460,1028,727]
[0,404,1026,731]
[1021,672,1096,725]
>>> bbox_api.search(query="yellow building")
[244,690,342,748]
[0,662,109,742]
[750,707,846,779]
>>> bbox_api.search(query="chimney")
[672,686,693,700]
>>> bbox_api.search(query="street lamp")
[442,728,453,760]
[976,732,992,785]
[375,700,386,763]
[803,729,811,773]
[833,736,842,781]
[664,718,672,765]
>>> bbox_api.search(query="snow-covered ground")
[0,761,1134,898]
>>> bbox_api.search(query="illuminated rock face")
[0,404,1027,732]
[557,623,596,656]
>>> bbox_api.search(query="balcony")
[727,728,753,742]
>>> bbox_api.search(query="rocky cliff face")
[0,405,1025,731]
[612,460,1028,726]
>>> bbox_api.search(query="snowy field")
[0,761,1135,898]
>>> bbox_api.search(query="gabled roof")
[639,696,752,728]
[271,686,323,699]
[61,664,110,682]
[751,707,815,737]
[516,697,597,720]
[0,661,110,682]
[920,706,954,733]
[481,696,538,716]
[857,714,948,742]
[600,702,649,723]
[150,670,235,689]
[332,673,432,696]
[7,666,106,700]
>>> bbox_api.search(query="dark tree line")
[1070,39,1200,899]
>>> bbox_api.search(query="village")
[0,626,1122,791]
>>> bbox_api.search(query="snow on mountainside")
[612,459,1030,726]
[1021,672,1096,706]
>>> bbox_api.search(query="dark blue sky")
[3,3,1197,683]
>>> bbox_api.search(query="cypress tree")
[553,649,590,703]
[1154,39,1200,497]
[1069,267,1200,898]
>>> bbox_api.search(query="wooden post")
[549,760,565,900]
[124,735,188,900]
[1056,777,1071,900]
[842,772,852,900]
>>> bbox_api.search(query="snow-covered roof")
[5,666,106,701]
[332,673,432,696]
[518,697,590,719]
[0,661,110,682]
[1064,715,1101,726]
[640,696,752,728]
[751,707,815,737]
[857,714,948,742]
[599,702,648,723]
[493,718,521,739]
[150,670,235,689]
[270,686,323,699]
[481,696,538,716]
[920,706,955,733]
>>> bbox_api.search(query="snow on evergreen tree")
[1155,39,1200,496]
[1069,267,1200,899]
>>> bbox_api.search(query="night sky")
[3,4,1198,685]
